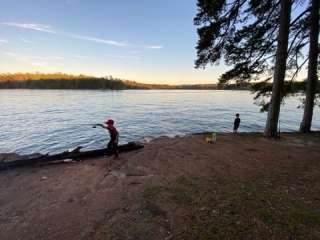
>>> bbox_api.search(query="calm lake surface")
[1,89,319,154]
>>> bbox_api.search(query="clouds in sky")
[105,54,141,60]
[21,38,33,44]
[1,21,163,49]
[2,22,56,33]
[3,51,18,57]
[31,56,64,61]
[3,51,63,61]
[146,45,163,49]
[1,48,141,70]
[0,39,8,44]
[66,34,128,47]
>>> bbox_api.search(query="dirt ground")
[1,133,320,240]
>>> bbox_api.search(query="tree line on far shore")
[0,73,131,90]
[195,0,319,136]
[1,72,318,93]
[0,72,254,90]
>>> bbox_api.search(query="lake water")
[1,89,319,154]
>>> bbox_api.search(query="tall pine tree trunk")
[264,0,292,138]
[299,0,319,133]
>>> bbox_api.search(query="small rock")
[165,235,173,240]
[63,159,73,163]
[41,176,47,181]
[129,182,142,185]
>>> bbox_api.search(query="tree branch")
[289,57,309,82]
[287,27,306,55]
[290,7,310,27]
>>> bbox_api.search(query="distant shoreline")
[0,87,251,91]
[0,73,316,91]
[0,73,250,90]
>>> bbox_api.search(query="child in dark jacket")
[233,113,241,133]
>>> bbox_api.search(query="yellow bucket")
[205,132,217,143]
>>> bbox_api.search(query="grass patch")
[141,176,320,240]
[108,217,157,240]
[202,181,320,240]
[142,186,164,201]
[168,176,200,205]
[108,187,168,240]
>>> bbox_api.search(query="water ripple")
[0,89,319,154]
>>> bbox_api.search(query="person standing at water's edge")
[233,113,241,133]
[94,119,119,158]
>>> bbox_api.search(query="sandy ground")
[0,133,320,240]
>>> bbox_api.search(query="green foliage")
[0,73,130,90]
[251,80,320,111]
[194,0,247,69]
[195,0,310,82]
[0,72,253,90]
[194,0,314,110]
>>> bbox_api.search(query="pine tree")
[195,0,311,137]
[265,0,292,137]
[194,0,247,69]
[299,0,319,132]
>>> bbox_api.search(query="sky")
[0,0,229,84]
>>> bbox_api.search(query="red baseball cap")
[105,119,114,125]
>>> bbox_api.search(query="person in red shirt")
[94,119,119,158]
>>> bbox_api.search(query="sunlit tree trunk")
[264,0,292,138]
[299,0,319,133]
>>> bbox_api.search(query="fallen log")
[0,142,144,171]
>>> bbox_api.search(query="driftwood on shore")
[0,142,144,171]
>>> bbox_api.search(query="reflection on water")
[0,89,319,154]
